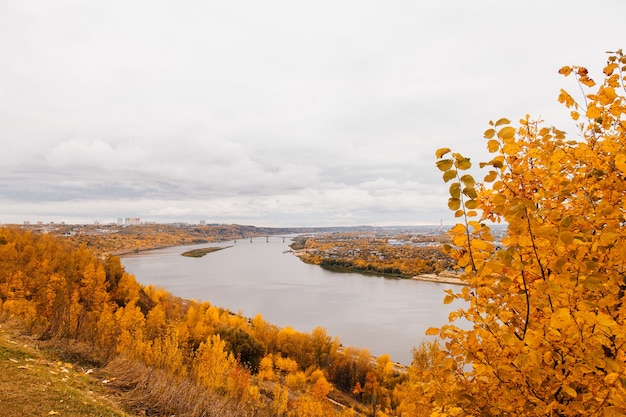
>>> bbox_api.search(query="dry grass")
[102,356,271,417]
[0,320,272,417]
[0,321,132,417]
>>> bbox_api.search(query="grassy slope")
[0,321,134,417]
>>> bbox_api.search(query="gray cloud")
[1,0,623,226]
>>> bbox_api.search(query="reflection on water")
[121,236,463,365]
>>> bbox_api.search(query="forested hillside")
[0,227,415,416]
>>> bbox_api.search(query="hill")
[0,320,132,417]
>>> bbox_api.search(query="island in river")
[181,246,231,257]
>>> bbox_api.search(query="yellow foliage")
[258,354,276,381]
[272,383,289,416]
[287,394,334,417]
[275,354,299,374]
[285,370,307,392]
[430,50,626,416]
[311,374,333,400]
[192,335,236,391]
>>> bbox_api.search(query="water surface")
[121,236,462,364]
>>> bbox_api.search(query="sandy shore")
[411,273,467,285]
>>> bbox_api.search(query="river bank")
[411,273,466,285]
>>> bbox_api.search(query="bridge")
[233,236,292,243]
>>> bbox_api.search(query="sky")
[1,1,624,227]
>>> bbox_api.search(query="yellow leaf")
[501,333,516,346]
[449,183,461,199]
[582,275,603,291]
[586,105,601,119]
[451,224,466,234]
[487,139,500,153]
[484,128,496,139]
[603,86,617,101]
[443,358,457,370]
[453,234,467,246]
[463,187,478,199]
[502,142,521,154]
[603,62,618,76]
[495,118,510,126]
[604,357,621,372]
[597,313,618,329]
[443,169,457,183]
[461,286,470,297]
[465,199,478,209]
[559,231,574,244]
[580,76,595,87]
[436,148,451,158]
[455,157,472,170]
[562,384,577,398]
[570,111,580,121]
[497,126,516,140]
[559,215,572,228]
[484,171,497,182]
[551,308,571,329]
[491,157,504,169]
[460,174,475,188]
[543,351,553,365]
[605,373,619,385]
[444,295,455,304]
[426,327,439,336]
[554,128,566,140]
[600,228,619,246]
[436,159,454,171]
[559,89,576,107]
[615,153,626,173]
[493,181,505,191]
[558,66,572,76]
[448,198,461,210]
[471,239,493,251]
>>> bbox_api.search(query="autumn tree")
[427,50,626,415]
[193,334,237,392]
[394,340,448,416]
[216,326,265,372]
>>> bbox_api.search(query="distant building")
[117,218,124,226]
[125,217,141,226]
[199,220,206,225]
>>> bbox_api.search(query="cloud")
[0,0,623,226]
[48,139,116,170]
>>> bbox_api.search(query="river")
[121,236,463,365]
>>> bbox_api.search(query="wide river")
[121,236,462,365]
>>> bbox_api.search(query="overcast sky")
[1,1,623,227]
